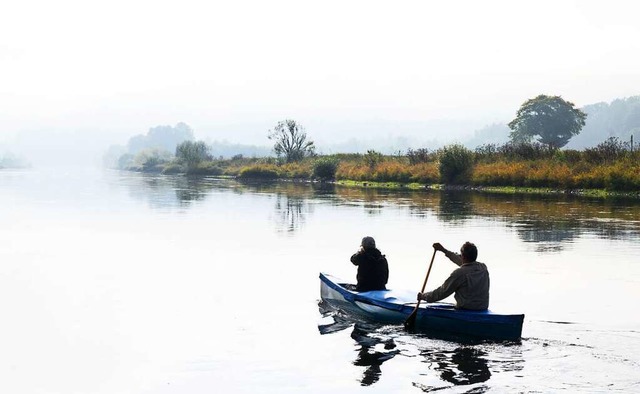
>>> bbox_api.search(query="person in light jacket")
[417,242,489,310]
[350,236,389,292]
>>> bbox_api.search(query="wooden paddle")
[404,248,437,331]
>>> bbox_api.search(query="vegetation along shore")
[106,95,640,198]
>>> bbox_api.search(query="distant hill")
[568,96,640,149]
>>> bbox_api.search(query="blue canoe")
[320,273,524,341]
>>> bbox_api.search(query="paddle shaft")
[404,249,437,329]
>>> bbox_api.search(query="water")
[1,168,639,393]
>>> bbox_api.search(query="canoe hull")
[320,272,524,341]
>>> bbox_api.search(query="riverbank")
[118,140,640,198]
[334,179,640,199]
[122,163,640,200]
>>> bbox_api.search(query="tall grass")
[473,158,640,191]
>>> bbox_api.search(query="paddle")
[404,248,437,331]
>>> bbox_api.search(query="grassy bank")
[123,140,640,198]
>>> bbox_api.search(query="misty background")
[1,0,639,167]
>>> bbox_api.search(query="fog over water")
[2,0,640,164]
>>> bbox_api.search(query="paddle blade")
[403,309,418,331]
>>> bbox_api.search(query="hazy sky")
[1,0,640,152]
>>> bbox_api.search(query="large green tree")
[508,95,587,149]
[268,119,315,162]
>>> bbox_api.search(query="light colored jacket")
[425,250,490,310]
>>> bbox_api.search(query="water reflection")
[119,174,640,249]
[118,172,230,209]
[318,302,399,386]
[237,181,318,233]
[351,323,400,386]
[273,193,311,233]
[437,191,475,224]
[422,347,491,386]
[318,301,521,389]
[334,186,640,250]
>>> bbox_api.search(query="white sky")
[1,0,639,149]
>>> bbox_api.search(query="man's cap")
[361,236,376,249]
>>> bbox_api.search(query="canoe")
[320,272,524,341]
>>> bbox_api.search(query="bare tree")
[268,119,315,162]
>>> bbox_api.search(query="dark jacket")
[350,248,389,292]
[425,251,490,310]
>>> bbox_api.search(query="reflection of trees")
[123,173,210,209]
[436,191,474,224]
[334,187,640,251]
[173,176,215,203]
[274,194,311,233]
[512,220,578,252]
[123,173,640,248]
[122,173,241,209]
[236,180,318,234]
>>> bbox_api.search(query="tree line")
[105,94,640,193]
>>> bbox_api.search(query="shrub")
[474,144,500,163]
[279,162,312,178]
[406,148,431,164]
[584,137,627,164]
[134,148,172,172]
[554,149,583,164]
[364,150,384,170]
[176,140,212,168]
[187,161,223,175]
[605,161,640,191]
[438,144,475,184]
[499,141,551,161]
[238,164,279,179]
[313,158,339,180]
[162,162,185,174]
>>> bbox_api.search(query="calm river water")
[1,168,639,393]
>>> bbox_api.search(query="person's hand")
[417,292,425,301]
[433,242,445,252]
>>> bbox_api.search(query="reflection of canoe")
[320,273,524,341]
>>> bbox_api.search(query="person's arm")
[351,248,364,266]
[418,269,465,303]
[433,242,463,266]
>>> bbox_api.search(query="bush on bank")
[313,158,339,180]
[238,164,280,179]
[438,144,474,184]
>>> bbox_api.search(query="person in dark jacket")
[417,242,490,310]
[351,236,389,292]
